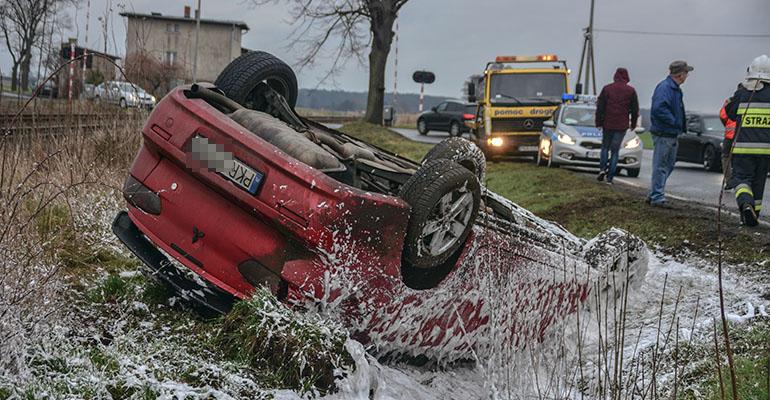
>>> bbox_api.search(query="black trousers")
[729,155,770,215]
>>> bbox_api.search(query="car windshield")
[703,117,723,133]
[560,107,596,127]
[489,73,565,104]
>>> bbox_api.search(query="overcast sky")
[3,0,769,113]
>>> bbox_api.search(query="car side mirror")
[634,127,645,134]
[431,106,437,112]
[543,120,555,128]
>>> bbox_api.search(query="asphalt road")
[387,127,770,223]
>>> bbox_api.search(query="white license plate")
[586,151,600,158]
[519,145,538,152]
[224,158,263,194]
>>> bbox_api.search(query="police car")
[536,94,644,177]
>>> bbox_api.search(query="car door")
[678,115,702,162]
[445,102,464,129]
[427,102,447,130]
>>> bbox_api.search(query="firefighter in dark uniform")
[726,55,770,227]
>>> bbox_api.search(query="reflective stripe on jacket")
[726,84,770,156]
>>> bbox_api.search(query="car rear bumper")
[112,210,235,315]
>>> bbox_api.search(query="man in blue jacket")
[647,61,692,206]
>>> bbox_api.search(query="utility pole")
[575,0,597,94]
[192,0,202,83]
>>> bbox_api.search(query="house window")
[166,23,180,33]
[166,51,177,65]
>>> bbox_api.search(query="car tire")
[119,98,127,108]
[703,145,722,172]
[421,137,486,182]
[417,118,429,135]
[626,168,640,178]
[214,51,299,111]
[399,159,481,270]
[449,121,461,137]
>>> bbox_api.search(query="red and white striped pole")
[419,83,424,112]
[393,21,398,113]
[82,0,91,96]
[68,41,75,101]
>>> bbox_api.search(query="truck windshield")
[489,73,565,104]
[561,107,596,127]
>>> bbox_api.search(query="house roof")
[119,12,249,30]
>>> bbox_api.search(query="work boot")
[597,170,606,182]
[740,203,759,227]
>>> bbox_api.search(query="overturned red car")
[113,51,648,359]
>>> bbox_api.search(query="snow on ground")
[311,252,770,400]
[3,186,768,399]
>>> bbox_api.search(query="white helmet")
[741,55,770,90]
[747,55,770,81]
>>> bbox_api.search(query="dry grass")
[0,104,143,371]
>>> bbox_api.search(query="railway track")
[0,111,359,137]
[0,112,145,136]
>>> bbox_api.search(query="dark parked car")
[417,100,476,137]
[677,113,724,172]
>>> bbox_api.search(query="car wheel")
[626,168,640,177]
[421,137,486,182]
[703,145,722,172]
[215,51,298,112]
[417,119,429,135]
[119,98,127,108]
[399,159,481,270]
[449,121,461,137]
[582,227,649,306]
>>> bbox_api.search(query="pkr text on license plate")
[224,159,263,194]
[519,145,538,152]
[587,151,600,158]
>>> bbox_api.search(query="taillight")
[463,113,475,120]
[123,175,161,215]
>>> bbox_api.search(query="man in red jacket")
[595,68,640,184]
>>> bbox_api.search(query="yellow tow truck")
[466,54,570,159]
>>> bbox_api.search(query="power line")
[594,28,770,38]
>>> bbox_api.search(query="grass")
[338,122,770,264]
[216,287,354,393]
[639,131,654,149]
[340,121,432,162]
[678,321,770,399]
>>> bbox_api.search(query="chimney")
[184,5,191,18]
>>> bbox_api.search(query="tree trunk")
[20,52,31,92]
[364,5,396,125]
[10,64,18,92]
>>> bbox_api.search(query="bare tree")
[0,0,73,91]
[124,50,183,97]
[253,0,409,125]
